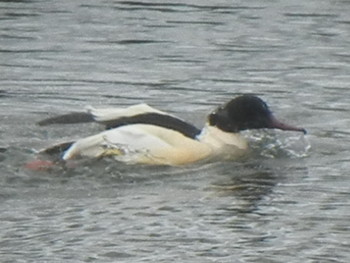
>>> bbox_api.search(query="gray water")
[1,0,350,262]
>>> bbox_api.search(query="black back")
[208,95,273,132]
[38,111,201,139]
[103,113,201,139]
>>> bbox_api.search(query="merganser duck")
[36,95,306,166]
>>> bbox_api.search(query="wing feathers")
[37,104,201,139]
[86,103,164,122]
[37,104,163,126]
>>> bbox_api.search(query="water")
[1,0,350,262]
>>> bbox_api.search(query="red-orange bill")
[269,116,307,134]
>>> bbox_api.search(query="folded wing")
[37,104,163,126]
[37,104,200,138]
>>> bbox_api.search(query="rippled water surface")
[1,0,350,262]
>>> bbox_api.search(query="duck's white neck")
[197,124,248,152]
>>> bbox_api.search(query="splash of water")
[244,130,311,159]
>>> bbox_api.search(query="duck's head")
[208,95,306,134]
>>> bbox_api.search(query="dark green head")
[209,95,306,134]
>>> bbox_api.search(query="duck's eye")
[209,112,218,125]
[261,101,271,113]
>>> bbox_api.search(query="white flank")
[62,123,249,165]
